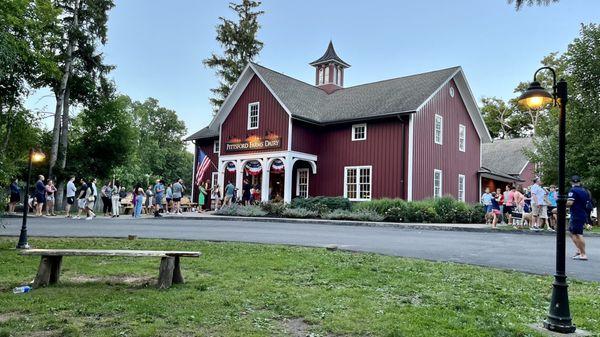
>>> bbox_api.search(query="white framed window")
[351,123,367,141]
[458,174,465,202]
[434,114,443,145]
[247,102,259,130]
[296,168,309,198]
[318,68,324,84]
[325,66,330,83]
[344,166,372,201]
[449,87,455,98]
[433,169,442,198]
[458,124,466,152]
[213,140,220,153]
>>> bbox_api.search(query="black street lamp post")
[518,67,576,333]
[16,148,45,250]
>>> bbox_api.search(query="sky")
[26,0,600,142]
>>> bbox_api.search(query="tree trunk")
[48,1,79,179]
[1,104,14,158]
[59,86,70,170]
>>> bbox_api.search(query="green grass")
[0,238,599,337]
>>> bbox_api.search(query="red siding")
[312,118,407,199]
[220,75,289,155]
[519,162,536,186]
[292,120,321,154]
[192,139,219,202]
[412,79,481,203]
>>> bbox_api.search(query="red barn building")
[187,42,492,204]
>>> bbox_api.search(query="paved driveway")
[1,216,599,281]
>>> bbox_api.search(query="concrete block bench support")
[20,249,201,289]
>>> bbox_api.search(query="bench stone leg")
[49,256,63,284]
[157,256,175,289]
[34,256,52,287]
[172,256,184,284]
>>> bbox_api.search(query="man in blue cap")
[567,175,590,260]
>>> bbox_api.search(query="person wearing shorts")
[530,178,549,230]
[224,181,235,206]
[153,179,165,217]
[75,179,88,219]
[165,184,172,213]
[34,175,46,216]
[65,176,77,218]
[568,176,589,260]
[172,179,183,214]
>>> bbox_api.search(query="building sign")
[225,135,281,152]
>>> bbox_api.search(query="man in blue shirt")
[153,179,165,217]
[567,175,590,260]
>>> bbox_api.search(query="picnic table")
[20,249,201,289]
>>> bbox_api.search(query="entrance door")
[269,172,284,201]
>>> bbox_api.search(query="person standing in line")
[480,187,493,224]
[504,185,514,226]
[212,183,221,211]
[165,183,173,214]
[567,175,590,260]
[512,185,525,228]
[495,187,505,225]
[173,179,183,214]
[145,184,154,210]
[45,179,57,216]
[489,192,501,229]
[203,179,212,211]
[111,181,121,218]
[65,176,77,218]
[547,185,558,229]
[34,175,46,216]
[75,179,88,219]
[530,178,549,230]
[153,179,165,217]
[133,185,145,218]
[198,180,207,213]
[101,181,112,217]
[242,179,251,206]
[84,182,96,220]
[224,180,235,206]
[91,178,98,204]
[8,178,20,215]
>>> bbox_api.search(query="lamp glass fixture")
[31,151,46,163]
[517,81,554,110]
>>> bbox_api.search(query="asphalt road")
[1,216,599,281]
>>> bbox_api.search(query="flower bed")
[214,196,485,224]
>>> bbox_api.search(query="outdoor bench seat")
[20,249,201,289]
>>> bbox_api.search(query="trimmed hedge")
[321,209,385,222]
[214,204,267,217]
[290,196,352,212]
[282,207,319,218]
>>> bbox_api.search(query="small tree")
[203,0,264,111]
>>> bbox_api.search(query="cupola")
[310,41,350,94]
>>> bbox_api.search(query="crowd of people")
[481,175,594,260]
[6,175,194,220]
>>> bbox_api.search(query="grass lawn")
[0,238,599,337]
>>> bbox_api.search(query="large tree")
[529,24,600,198]
[203,0,264,111]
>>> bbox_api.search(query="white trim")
[247,102,259,130]
[434,114,443,145]
[351,123,367,141]
[296,168,309,198]
[211,172,219,199]
[220,150,317,163]
[458,174,466,202]
[407,115,414,201]
[518,161,530,175]
[287,116,292,151]
[191,144,197,200]
[249,64,293,117]
[458,124,466,152]
[209,63,254,129]
[415,68,461,112]
[433,169,443,198]
[213,140,220,154]
[343,165,372,201]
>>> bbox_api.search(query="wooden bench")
[20,249,201,289]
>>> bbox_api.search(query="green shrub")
[354,198,406,214]
[405,199,438,223]
[321,209,384,222]
[214,204,267,217]
[291,196,352,212]
[282,207,319,218]
[470,204,486,223]
[384,206,407,222]
[259,202,287,216]
[433,196,460,223]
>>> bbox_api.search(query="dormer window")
[352,123,367,141]
[247,102,259,130]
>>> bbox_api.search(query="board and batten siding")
[291,119,321,154]
[220,75,289,155]
[192,139,219,202]
[312,117,408,199]
[411,79,481,203]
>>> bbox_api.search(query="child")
[490,192,501,229]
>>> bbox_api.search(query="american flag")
[195,149,211,186]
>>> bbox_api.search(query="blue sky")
[27,0,600,139]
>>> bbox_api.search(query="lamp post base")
[16,243,31,249]
[543,321,577,334]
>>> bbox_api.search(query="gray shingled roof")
[185,126,218,141]
[481,137,533,178]
[252,63,460,123]
[309,41,351,67]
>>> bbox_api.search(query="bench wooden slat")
[20,249,200,258]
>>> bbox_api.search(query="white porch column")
[235,160,244,200]
[218,161,225,199]
[283,156,293,204]
[261,157,270,202]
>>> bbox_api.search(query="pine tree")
[204,0,264,111]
